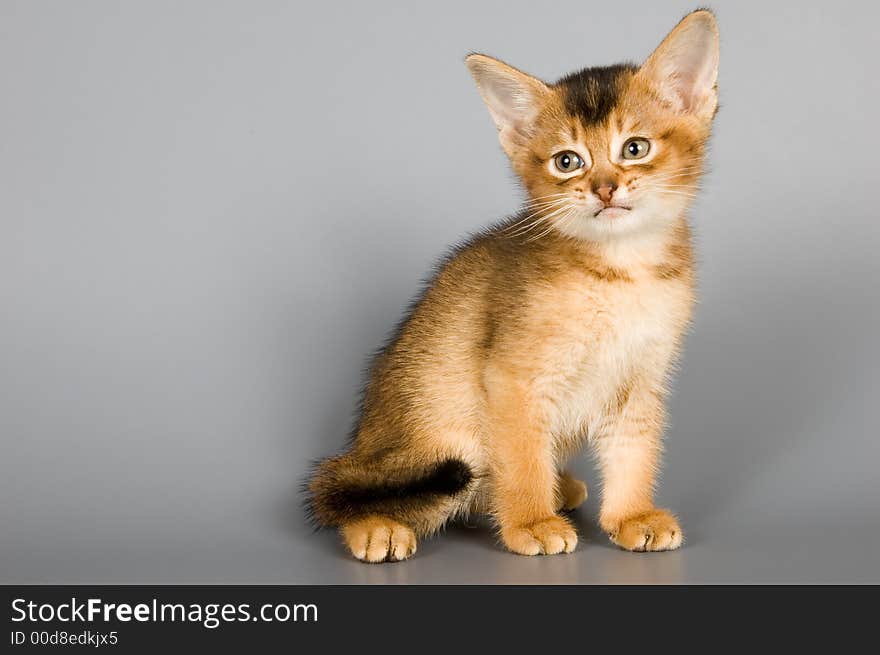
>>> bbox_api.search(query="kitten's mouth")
[593,205,632,218]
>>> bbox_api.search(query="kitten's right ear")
[465,53,549,154]
[640,9,720,120]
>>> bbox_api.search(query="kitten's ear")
[640,9,719,119]
[465,53,550,153]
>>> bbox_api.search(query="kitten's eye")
[622,138,650,160]
[553,151,584,173]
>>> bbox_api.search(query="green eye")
[622,138,650,160]
[553,151,584,173]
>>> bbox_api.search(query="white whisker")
[503,199,570,234]
[526,207,576,243]
[653,189,698,198]
[510,203,574,238]
[522,192,570,206]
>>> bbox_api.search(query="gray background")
[2,0,878,584]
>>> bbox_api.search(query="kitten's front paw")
[604,509,683,552]
[341,516,417,563]
[502,516,578,556]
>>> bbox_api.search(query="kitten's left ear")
[640,9,719,119]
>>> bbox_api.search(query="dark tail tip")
[305,457,473,528]
[410,458,473,496]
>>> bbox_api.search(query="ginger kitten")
[307,10,719,561]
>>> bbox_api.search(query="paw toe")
[364,525,392,562]
[389,526,417,561]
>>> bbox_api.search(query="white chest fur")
[538,272,692,447]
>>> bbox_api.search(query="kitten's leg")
[556,470,588,511]
[341,515,417,563]
[595,389,683,551]
[487,369,577,556]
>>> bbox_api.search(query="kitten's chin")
[592,206,632,220]
[554,208,660,242]
[554,198,688,243]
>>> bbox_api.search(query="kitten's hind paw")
[341,516,417,563]
[502,516,578,556]
[557,473,588,511]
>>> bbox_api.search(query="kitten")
[307,9,719,561]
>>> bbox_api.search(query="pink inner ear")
[646,16,718,114]
[674,71,705,112]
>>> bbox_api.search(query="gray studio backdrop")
[2,0,878,584]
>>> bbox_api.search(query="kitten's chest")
[540,273,692,435]
[597,278,689,357]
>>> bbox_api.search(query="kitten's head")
[466,9,719,242]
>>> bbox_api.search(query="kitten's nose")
[593,182,617,205]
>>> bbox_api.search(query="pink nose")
[595,185,615,204]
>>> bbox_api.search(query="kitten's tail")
[305,454,474,533]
